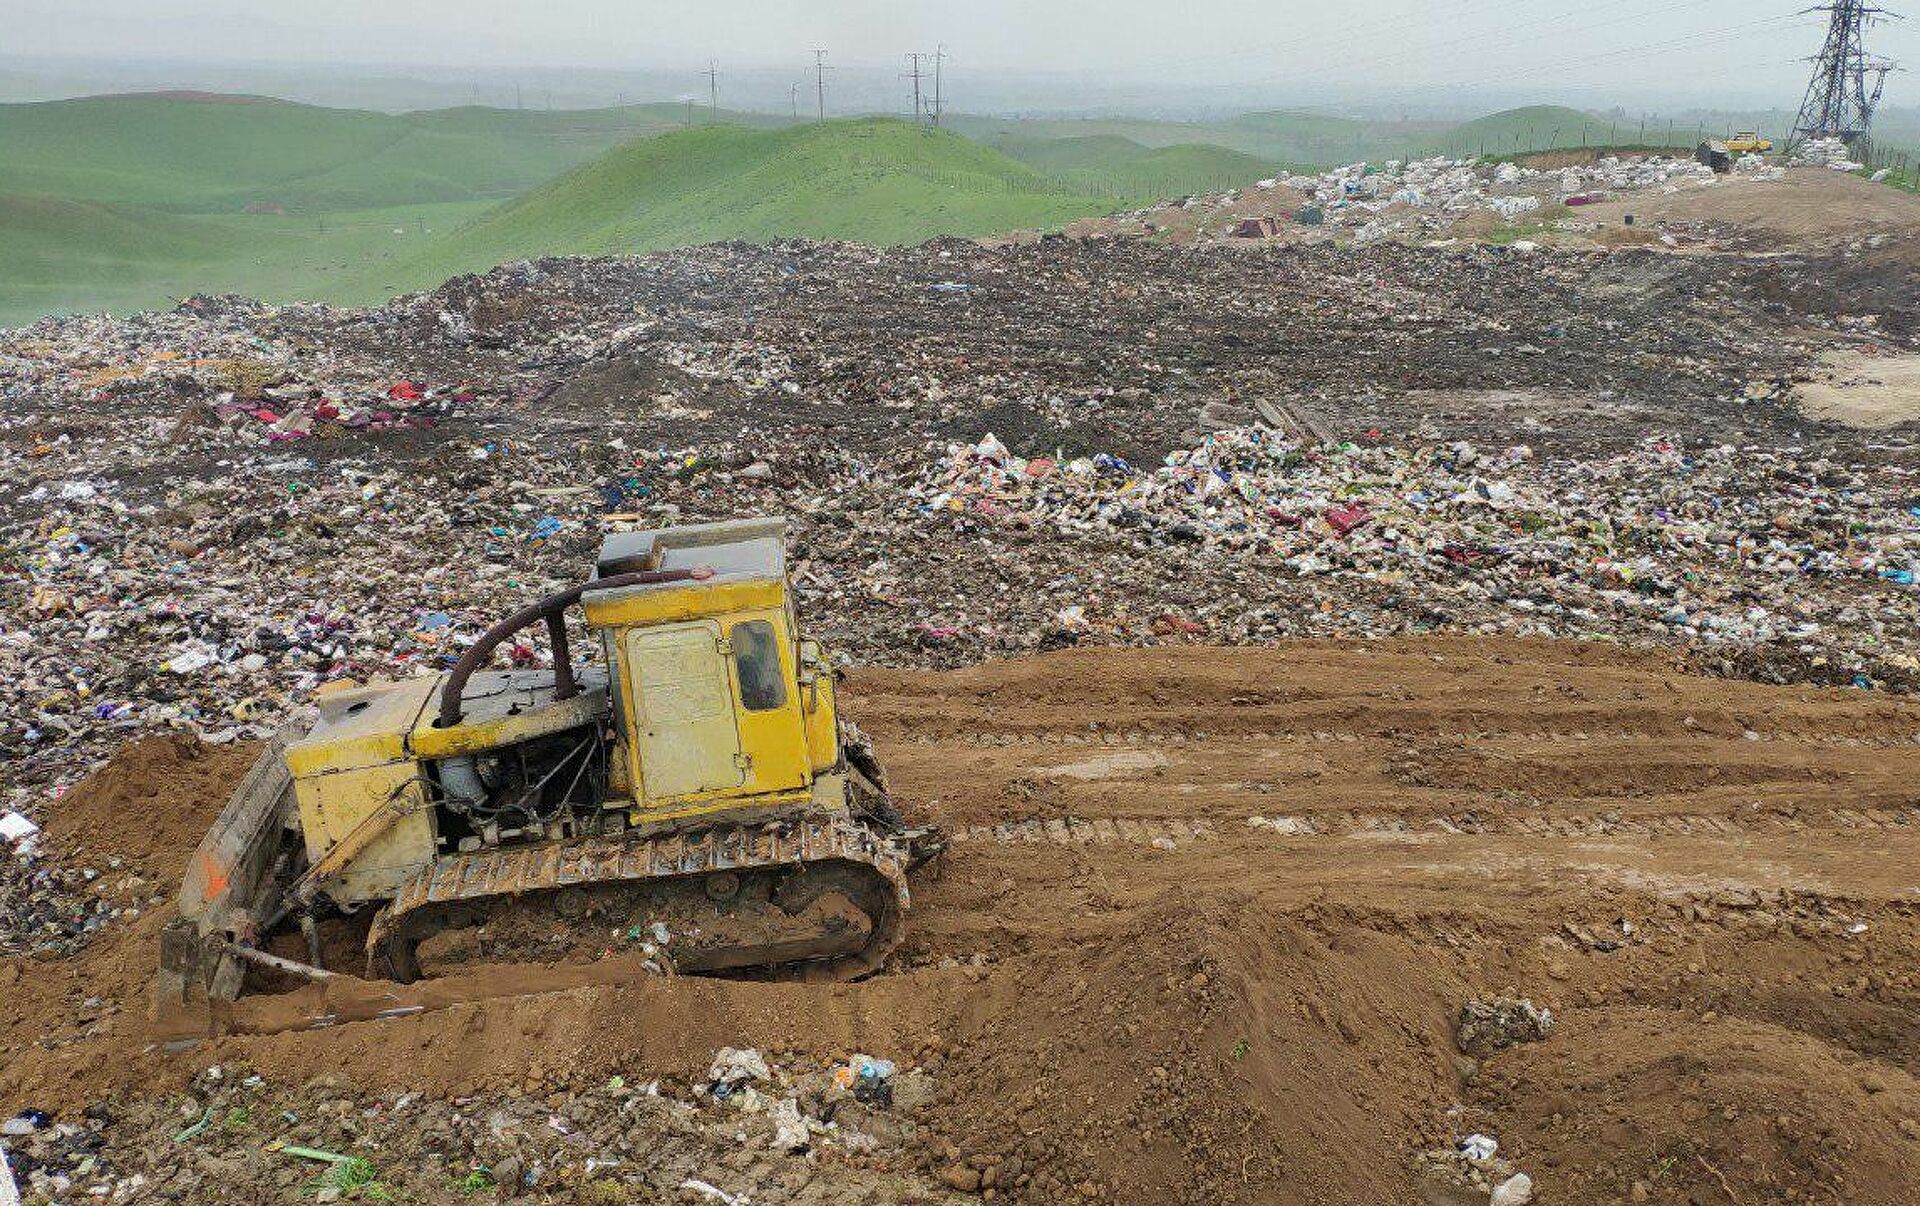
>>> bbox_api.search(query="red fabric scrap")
[386,381,425,401]
[1323,503,1372,536]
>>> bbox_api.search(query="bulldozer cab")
[584,519,830,822]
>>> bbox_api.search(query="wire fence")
[1857,142,1919,192]
[835,151,1254,203]
[1417,116,1725,162]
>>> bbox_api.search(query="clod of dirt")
[1457,997,1556,1059]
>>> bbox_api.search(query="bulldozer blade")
[153,723,300,1031]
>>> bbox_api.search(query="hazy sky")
[7,0,1916,108]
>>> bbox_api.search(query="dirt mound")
[40,733,258,883]
[1481,1009,1920,1204]
[1579,170,1920,247]
[916,897,1467,1204]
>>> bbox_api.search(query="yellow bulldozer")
[157,518,936,1022]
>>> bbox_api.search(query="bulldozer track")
[947,804,1920,847]
[370,816,911,981]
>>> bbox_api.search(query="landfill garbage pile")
[1174,151,1734,244]
[1796,137,1867,173]
[1272,152,1720,219]
[0,1051,950,1204]
[912,429,1920,689]
[3,234,1917,945]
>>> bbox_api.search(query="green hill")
[0,91,1736,328]
[0,193,228,316]
[990,134,1277,196]
[0,93,776,212]
[0,194,491,326]
[373,119,1119,292]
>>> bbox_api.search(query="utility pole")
[904,53,927,125]
[1791,0,1899,147]
[932,44,947,128]
[813,49,832,122]
[514,83,523,111]
[704,59,720,117]
[790,82,801,121]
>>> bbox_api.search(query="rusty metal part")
[366,816,909,983]
[227,943,337,982]
[435,566,713,728]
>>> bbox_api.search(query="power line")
[1153,0,1554,74]
[1791,0,1902,146]
[933,44,947,128]
[813,49,833,122]
[1228,0,1741,91]
[1387,9,1810,99]
[904,52,928,124]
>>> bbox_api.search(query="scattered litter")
[1491,1171,1535,1205]
[707,1047,771,1094]
[278,1145,356,1164]
[1457,997,1554,1057]
[768,1097,809,1152]
[0,814,39,857]
[680,1179,744,1203]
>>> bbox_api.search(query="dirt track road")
[8,640,1920,1204]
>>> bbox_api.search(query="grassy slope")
[2,92,1746,327]
[990,134,1278,196]
[372,119,1118,293]
[948,110,1447,167]
[0,94,781,211]
[0,93,791,324]
[0,197,492,325]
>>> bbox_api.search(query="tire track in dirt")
[9,639,1920,1204]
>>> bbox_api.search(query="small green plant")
[223,1105,251,1131]
[1231,1038,1251,1060]
[450,1168,495,1196]
[303,1156,400,1200]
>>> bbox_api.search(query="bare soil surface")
[1799,349,1920,428]
[1578,171,1920,246]
[7,641,1920,1203]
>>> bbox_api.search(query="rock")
[940,1164,982,1192]
[1457,997,1554,1058]
[491,1156,524,1199]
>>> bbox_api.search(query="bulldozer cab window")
[731,620,786,711]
